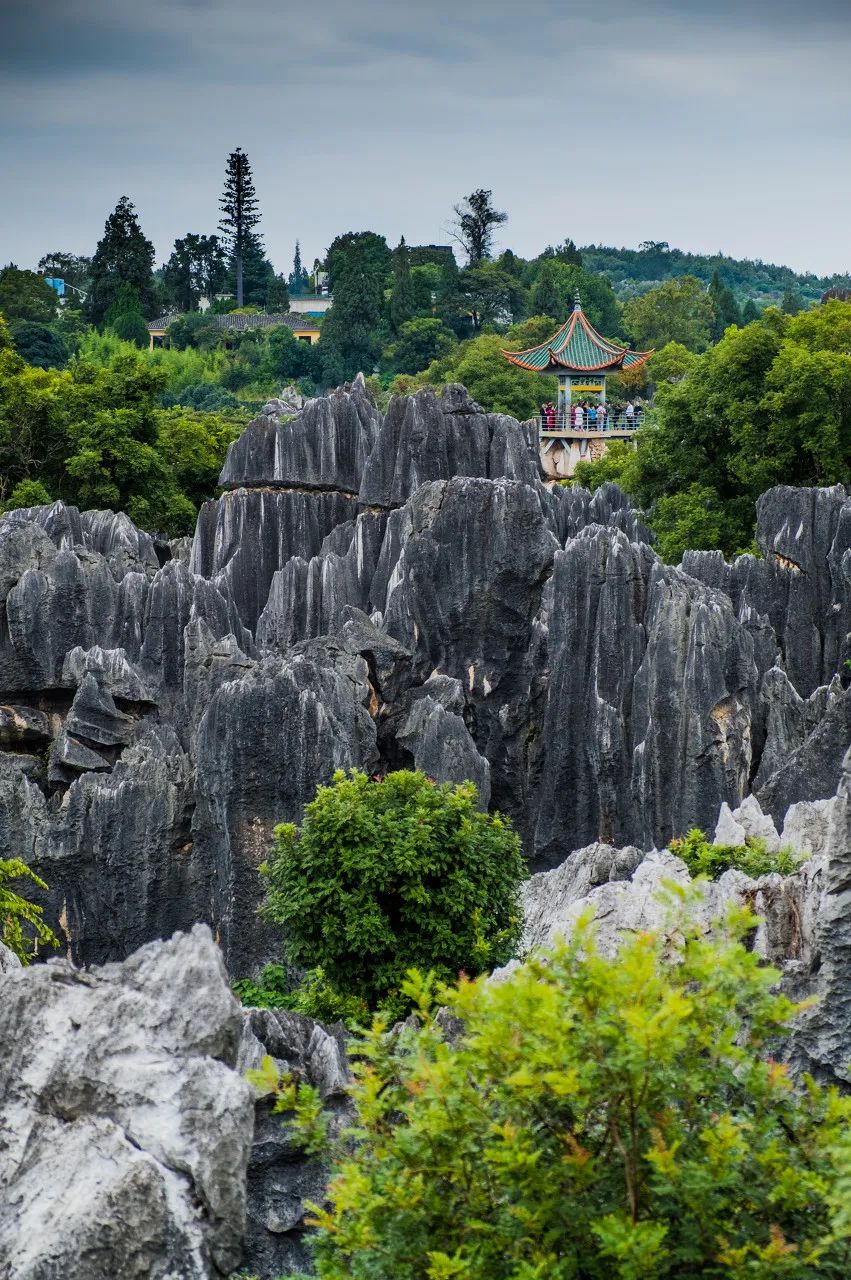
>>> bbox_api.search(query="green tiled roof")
[502,301,652,374]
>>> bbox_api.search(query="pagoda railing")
[538,413,642,433]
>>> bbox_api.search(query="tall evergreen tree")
[86,197,156,324]
[287,241,310,297]
[223,231,275,308]
[389,237,416,335]
[436,253,465,336]
[266,273,290,311]
[742,298,760,324]
[320,233,389,384]
[531,260,562,320]
[708,268,742,342]
[104,282,149,348]
[782,285,804,316]
[218,147,261,307]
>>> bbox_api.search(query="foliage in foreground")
[233,963,369,1029]
[670,828,803,880]
[259,769,525,1012]
[0,858,59,964]
[264,898,851,1279]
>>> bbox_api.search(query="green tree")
[531,259,561,319]
[259,769,525,1009]
[266,273,290,311]
[1,858,59,964]
[288,240,310,297]
[459,262,526,330]
[742,298,760,324]
[104,282,149,348]
[163,233,226,312]
[623,276,714,352]
[37,251,92,295]
[320,233,391,384]
[86,196,157,324]
[223,231,275,308]
[412,325,557,420]
[263,324,322,383]
[709,268,742,342]
[218,147,261,307]
[10,322,70,370]
[290,901,851,1279]
[646,340,698,386]
[165,312,221,350]
[451,188,508,264]
[2,478,53,511]
[389,237,416,335]
[782,285,804,316]
[436,253,465,335]
[0,265,58,324]
[388,317,456,374]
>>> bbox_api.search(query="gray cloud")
[1,0,850,276]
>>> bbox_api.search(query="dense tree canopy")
[86,196,157,324]
[0,266,58,324]
[623,276,714,352]
[276,901,851,1279]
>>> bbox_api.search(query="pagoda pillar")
[557,375,571,421]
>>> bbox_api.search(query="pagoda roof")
[501,300,653,375]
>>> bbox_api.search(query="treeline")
[581,240,851,308]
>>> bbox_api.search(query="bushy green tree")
[409,321,558,420]
[531,259,561,319]
[259,769,525,1009]
[280,900,851,1279]
[742,298,760,324]
[782,286,804,316]
[623,276,714,352]
[37,251,92,294]
[389,237,416,335]
[320,232,391,384]
[163,233,226,312]
[10,321,69,369]
[0,265,58,324]
[165,312,221,350]
[87,196,157,324]
[1,858,59,963]
[263,324,322,383]
[388,317,455,374]
[1,478,53,511]
[709,268,742,342]
[105,282,149,348]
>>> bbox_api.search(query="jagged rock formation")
[0,925,253,1278]
[238,1008,352,1276]
[0,375,849,981]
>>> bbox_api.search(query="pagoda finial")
[573,292,582,311]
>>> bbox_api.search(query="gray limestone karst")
[219,375,382,494]
[237,1007,353,1277]
[0,925,254,1279]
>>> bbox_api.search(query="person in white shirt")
[573,402,584,429]
[625,400,635,424]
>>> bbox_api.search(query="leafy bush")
[10,321,70,370]
[259,769,525,1010]
[2,478,53,512]
[234,963,369,1029]
[272,899,851,1279]
[0,858,60,963]
[670,828,801,879]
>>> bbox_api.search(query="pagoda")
[501,296,652,421]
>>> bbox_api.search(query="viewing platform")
[538,415,640,436]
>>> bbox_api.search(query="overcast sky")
[2,0,850,277]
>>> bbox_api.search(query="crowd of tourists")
[539,400,643,431]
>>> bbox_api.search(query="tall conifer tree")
[87,196,156,324]
[218,147,261,307]
[389,237,415,335]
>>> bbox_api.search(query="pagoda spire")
[573,292,582,311]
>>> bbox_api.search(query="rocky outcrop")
[0,381,848,987]
[0,925,254,1279]
[238,1008,352,1277]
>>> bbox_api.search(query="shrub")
[670,828,801,879]
[271,899,851,1279]
[0,857,60,963]
[234,963,369,1029]
[2,478,53,512]
[259,769,525,1010]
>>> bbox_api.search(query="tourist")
[573,402,584,429]
[587,403,598,429]
[546,401,556,429]
[625,400,635,426]
[598,403,607,431]
[540,402,548,427]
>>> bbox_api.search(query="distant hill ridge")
[579,241,851,306]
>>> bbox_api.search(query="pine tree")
[266,273,290,312]
[86,196,156,324]
[742,298,760,324]
[781,285,804,316]
[389,237,416,335]
[223,231,275,308]
[708,269,742,342]
[320,234,389,384]
[436,253,465,336]
[288,241,309,297]
[218,147,261,307]
[532,260,562,320]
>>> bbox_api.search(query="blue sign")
[45,277,65,297]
